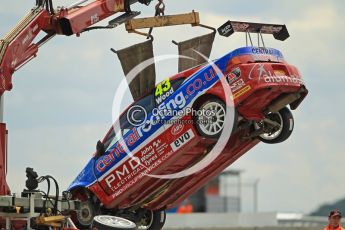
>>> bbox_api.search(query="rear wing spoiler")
[217,21,290,41]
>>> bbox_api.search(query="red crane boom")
[0,0,150,95]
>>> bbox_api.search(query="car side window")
[138,94,155,113]
[103,126,129,152]
[119,78,185,131]
[103,127,118,151]
[171,78,185,89]
[120,93,155,131]
[105,133,119,151]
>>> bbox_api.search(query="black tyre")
[194,98,226,138]
[92,215,136,230]
[255,107,294,144]
[76,200,98,229]
[137,210,166,230]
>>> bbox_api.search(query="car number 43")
[155,79,171,97]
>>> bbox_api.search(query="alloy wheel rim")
[96,216,135,228]
[138,211,154,230]
[255,112,283,140]
[198,101,226,136]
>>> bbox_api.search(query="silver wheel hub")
[255,112,283,140]
[138,211,154,230]
[94,215,136,228]
[78,201,94,225]
[198,101,225,136]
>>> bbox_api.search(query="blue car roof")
[224,46,284,60]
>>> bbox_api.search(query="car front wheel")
[92,215,137,230]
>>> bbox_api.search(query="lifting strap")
[173,31,216,72]
[114,39,156,101]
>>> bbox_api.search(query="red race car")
[68,21,308,230]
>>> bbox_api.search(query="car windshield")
[102,126,119,151]
[101,93,155,152]
[120,93,155,131]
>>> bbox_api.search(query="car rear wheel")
[254,107,294,144]
[92,215,136,230]
[194,99,226,138]
[137,210,166,230]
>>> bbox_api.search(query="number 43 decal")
[155,79,171,97]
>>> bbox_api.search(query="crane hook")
[147,0,165,38]
[155,0,165,16]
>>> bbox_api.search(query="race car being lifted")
[68,22,308,229]
[0,0,308,229]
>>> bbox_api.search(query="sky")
[1,0,345,214]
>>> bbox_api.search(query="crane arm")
[0,7,50,94]
[0,0,151,94]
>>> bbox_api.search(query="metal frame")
[245,31,266,47]
[125,11,201,38]
[0,192,79,229]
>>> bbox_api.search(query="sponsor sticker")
[230,79,245,92]
[155,78,174,104]
[226,67,241,84]
[218,21,234,37]
[170,129,195,152]
[171,123,185,136]
[234,85,251,99]
[252,47,275,55]
[273,69,286,76]
[248,63,304,84]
